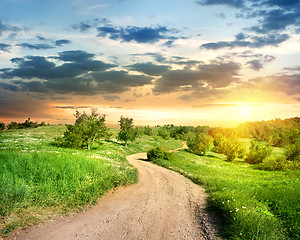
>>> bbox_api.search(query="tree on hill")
[187,132,213,156]
[57,108,108,150]
[213,135,245,162]
[117,116,137,146]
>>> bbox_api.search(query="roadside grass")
[152,150,300,240]
[0,126,182,237]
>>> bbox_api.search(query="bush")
[285,139,300,162]
[187,132,213,156]
[213,135,245,161]
[157,127,170,139]
[246,141,272,164]
[258,156,300,171]
[147,147,172,161]
[0,122,5,130]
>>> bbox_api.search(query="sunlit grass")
[153,150,300,240]
[0,125,182,236]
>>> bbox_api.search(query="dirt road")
[9,153,219,240]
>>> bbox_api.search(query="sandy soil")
[8,153,220,240]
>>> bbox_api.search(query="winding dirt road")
[9,153,220,240]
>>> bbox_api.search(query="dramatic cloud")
[195,0,245,8]
[0,21,23,35]
[0,43,11,52]
[0,50,153,96]
[55,39,71,46]
[153,62,241,94]
[201,33,290,50]
[97,25,177,43]
[71,18,110,32]
[17,43,54,50]
[249,72,300,96]
[246,55,275,71]
[126,62,171,76]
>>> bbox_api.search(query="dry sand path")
[9,152,219,240]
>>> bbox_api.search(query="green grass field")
[152,149,300,240]
[0,125,182,236]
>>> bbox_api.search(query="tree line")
[0,118,49,130]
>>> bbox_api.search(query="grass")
[152,149,300,240]
[0,126,182,237]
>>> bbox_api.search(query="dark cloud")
[0,50,153,96]
[17,43,54,50]
[153,62,240,94]
[195,0,245,8]
[0,21,23,35]
[247,55,275,71]
[97,25,177,43]
[0,43,11,52]
[126,62,171,76]
[249,73,300,96]
[201,33,290,49]
[71,18,110,32]
[55,39,71,46]
[247,60,263,71]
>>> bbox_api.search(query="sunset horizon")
[1,0,299,126]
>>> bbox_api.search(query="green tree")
[57,108,108,150]
[143,125,153,136]
[117,116,137,146]
[157,127,170,139]
[0,122,5,130]
[246,141,272,164]
[187,132,213,156]
[213,135,245,161]
[285,138,300,162]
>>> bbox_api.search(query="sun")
[239,105,250,119]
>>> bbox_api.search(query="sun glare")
[240,105,250,119]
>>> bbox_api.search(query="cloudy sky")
[0,0,299,126]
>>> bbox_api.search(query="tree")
[0,122,5,130]
[117,116,137,146]
[57,108,108,150]
[187,132,213,156]
[213,135,245,161]
[285,138,300,162]
[246,141,272,164]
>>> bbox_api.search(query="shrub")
[213,135,245,161]
[187,132,213,156]
[285,138,300,162]
[147,147,172,161]
[157,127,170,139]
[246,141,272,164]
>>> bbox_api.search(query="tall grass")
[153,150,300,239]
[0,126,182,236]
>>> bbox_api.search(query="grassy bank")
[153,149,300,240]
[0,126,182,236]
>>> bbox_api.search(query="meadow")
[1,124,299,239]
[0,125,182,236]
[152,148,300,240]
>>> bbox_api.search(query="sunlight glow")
[239,105,251,119]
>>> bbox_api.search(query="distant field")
[152,148,300,240]
[0,125,182,236]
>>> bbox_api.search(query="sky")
[0,0,300,127]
